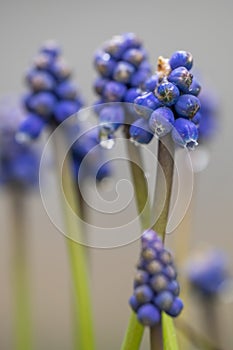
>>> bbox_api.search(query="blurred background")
[0,0,233,349]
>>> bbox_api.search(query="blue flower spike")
[19,40,84,141]
[129,229,183,326]
[0,97,40,187]
[187,250,229,296]
[129,50,204,150]
[93,33,151,144]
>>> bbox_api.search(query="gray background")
[0,0,233,349]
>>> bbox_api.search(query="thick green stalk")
[121,130,151,350]
[151,135,175,350]
[10,185,32,350]
[152,135,174,239]
[53,132,95,350]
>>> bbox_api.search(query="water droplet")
[100,138,115,150]
[99,129,115,149]
[15,131,32,145]
[129,137,140,146]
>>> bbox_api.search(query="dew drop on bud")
[129,137,139,146]
[99,128,115,149]
[15,131,33,145]
[100,138,115,149]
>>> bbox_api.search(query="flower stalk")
[53,130,95,350]
[150,134,175,350]
[121,127,151,350]
[10,184,32,350]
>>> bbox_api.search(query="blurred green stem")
[121,128,151,350]
[10,185,32,350]
[151,135,175,350]
[53,132,95,350]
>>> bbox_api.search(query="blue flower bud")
[123,32,142,49]
[154,291,174,311]
[141,247,157,261]
[159,250,173,265]
[166,297,183,317]
[29,92,57,117]
[149,107,174,137]
[94,78,109,96]
[113,61,135,83]
[124,88,141,103]
[122,48,146,67]
[188,78,201,96]
[94,51,116,78]
[54,100,79,123]
[144,75,160,92]
[17,113,46,140]
[50,59,72,81]
[99,105,125,132]
[103,81,127,102]
[134,285,153,303]
[175,94,201,118]
[56,81,78,100]
[172,118,199,150]
[134,270,150,286]
[168,67,193,92]
[40,40,61,58]
[146,260,163,275]
[130,69,150,87]
[137,304,161,326]
[156,81,180,106]
[169,51,193,71]
[104,35,127,59]
[33,53,53,70]
[26,70,55,92]
[129,295,141,312]
[129,118,153,144]
[192,111,202,125]
[168,280,180,296]
[150,274,169,292]
[134,92,162,117]
[163,265,177,279]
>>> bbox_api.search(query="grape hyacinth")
[129,229,183,326]
[93,33,151,147]
[17,40,84,142]
[130,50,203,150]
[0,97,40,187]
[187,250,229,296]
[71,125,111,182]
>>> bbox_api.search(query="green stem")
[53,132,95,350]
[151,135,175,350]
[152,135,174,239]
[121,129,151,350]
[10,185,32,350]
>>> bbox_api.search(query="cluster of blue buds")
[17,41,84,142]
[93,33,151,146]
[0,97,40,187]
[129,229,183,326]
[71,125,111,182]
[187,250,228,296]
[130,51,202,150]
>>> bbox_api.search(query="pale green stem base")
[121,130,151,350]
[53,132,95,350]
[151,135,175,350]
[10,185,32,350]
